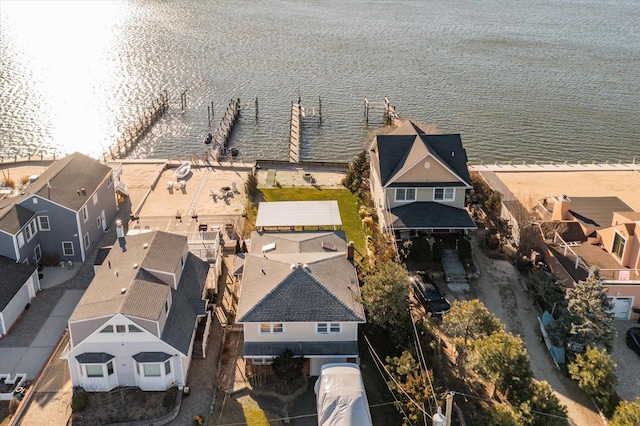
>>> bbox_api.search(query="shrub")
[272,349,305,386]
[2,176,16,189]
[568,346,618,416]
[9,397,20,414]
[20,175,30,185]
[162,387,177,409]
[610,397,640,425]
[458,236,472,262]
[433,239,444,261]
[71,391,89,412]
[244,172,259,204]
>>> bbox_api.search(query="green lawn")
[260,188,366,261]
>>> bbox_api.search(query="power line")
[452,391,571,421]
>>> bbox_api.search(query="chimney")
[347,241,354,261]
[552,195,572,221]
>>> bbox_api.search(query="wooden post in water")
[211,101,214,122]
[255,97,259,120]
[208,106,211,125]
[318,96,322,123]
[364,98,369,122]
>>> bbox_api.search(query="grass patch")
[260,188,366,261]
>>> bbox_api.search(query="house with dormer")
[369,120,476,242]
[64,230,209,391]
[0,152,120,265]
[236,201,366,376]
[535,195,640,320]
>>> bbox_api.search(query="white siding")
[0,283,31,336]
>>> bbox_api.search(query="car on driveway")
[411,272,450,316]
[626,327,640,356]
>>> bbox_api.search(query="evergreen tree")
[568,346,618,416]
[610,397,640,426]
[555,268,616,351]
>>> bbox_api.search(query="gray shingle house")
[0,152,119,265]
[65,231,210,391]
[236,229,366,376]
[369,120,476,241]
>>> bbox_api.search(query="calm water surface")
[1,0,638,163]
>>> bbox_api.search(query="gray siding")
[130,317,160,337]
[77,178,117,260]
[69,316,111,346]
[0,232,17,259]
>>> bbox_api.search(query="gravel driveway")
[611,320,640,402]
[451,230,605,426]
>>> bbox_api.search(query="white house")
[236,211,366,376]
[65,230,210,391]
[0,256,39,337]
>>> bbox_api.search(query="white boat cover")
[314,363,373,426]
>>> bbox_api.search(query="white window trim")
[395,188,416,202]
[316,322,342,334]
[259,323,285,334]
[17,232,25,249]
[82,206,89,222]
[93,193,98,206]
[84,232,90,250]
[34,244,42,263]
[252,357,274,365]
[434,187,455,201]
[38,216,50,231]
[25,220,37,242]
[141,363,162,377]
[62,241,74,256]
[107,174,113,187]
[85,364,105,378]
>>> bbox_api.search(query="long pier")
[209,99,241,161]
[106,93,169,160]
[289,101,301,163]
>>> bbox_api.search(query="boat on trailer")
[175,162,191,179]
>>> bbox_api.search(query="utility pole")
[445,392,454,426]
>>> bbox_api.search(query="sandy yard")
[494,170,640,211]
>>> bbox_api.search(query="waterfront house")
[535,195,640,320]
[369,120,476,243]
[0,256,39,337]
[0,152,119,265]
[64,230,210,391]
[236,201,366,376]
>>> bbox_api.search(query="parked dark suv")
[411,272,451,316]
[626,327,640,356]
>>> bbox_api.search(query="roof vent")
[290,264,296,270]
[143,243,148,249]
[297,261,302,268]
[120,287,126,294]
[81,188,86,196]
[133,263,139,269]
[303,263,309,270]
[451,151,455,157]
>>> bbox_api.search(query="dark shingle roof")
[132,352,172,363]
[0,256,37,310]
[32,152,112,211]
[76,352,115,364]
[386,202,477,230]
[249,231,348,254]
[160,253,209,355]
[372,120,471,187]
[0,205,36,235]
[244,341,359,357]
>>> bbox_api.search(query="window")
[129,324,143,333]
[34,245,42,263]
[116,325,126,333]
[252,358,274,365]
[97,216,102,230]
[164,301,169,316]
[25,220,37,242]
[259,323,284,334]
[107,361,114,375]
[317,323,341,334]
[613,232,626,259]
[143,364,161,377]
[86,365,103,378]
[38,216,50,231]
[100,325,114,333]
[84,233,90,249]
[434,188,455,201]
[164,360,171,375]
[17,233,25,248]
[107,174,113,187]
[82,206,88,222]
[62,241,74,256]
[93,193,98,205]
[395,188,416,201]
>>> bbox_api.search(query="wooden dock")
[289,101,301,163]
[209,99,241,161]
[106,93,169,160]
[364,96,398,123]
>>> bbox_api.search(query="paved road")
[455,231,604,426]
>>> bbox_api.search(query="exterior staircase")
[441,249,470,293]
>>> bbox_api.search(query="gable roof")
[69,231,189,322]
[370,120,471,188]
[0,153,113,233]
[0,255,37,310]
[237,231,365,323]
[249,231,348,254]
